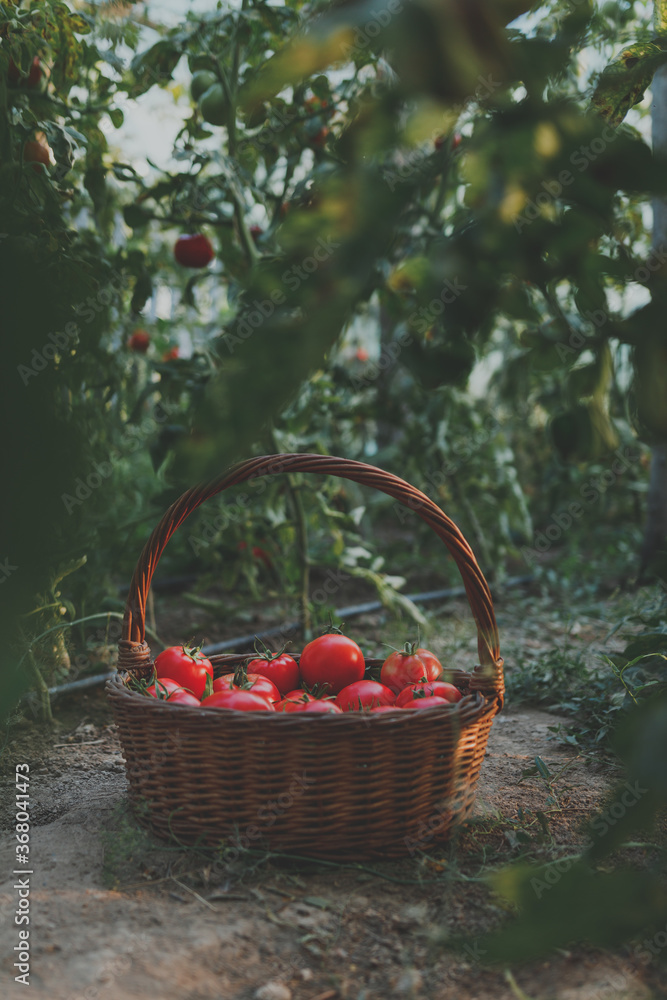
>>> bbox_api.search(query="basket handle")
[118,454,503,703]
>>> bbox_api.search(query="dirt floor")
[1,585,666,999]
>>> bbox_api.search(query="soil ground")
[1,584,666,1000]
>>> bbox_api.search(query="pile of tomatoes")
[136,631,462,714]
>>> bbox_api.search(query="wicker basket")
[107,453,504,860]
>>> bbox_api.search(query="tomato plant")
[173,234,214,268]
[201,689,274,711]
[395,681,462,706]
[154,645,213,700]
[299,631,365,695]
[213,671,281,704]
[380,643,443,693]
[335,680,396,712]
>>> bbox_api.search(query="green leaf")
[592,39,667,126]
[108,107,124,129]
[130,40,182,95]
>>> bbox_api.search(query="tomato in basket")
[213,672,281,704]
[380,642,443,693]
[395,680,461,706]
[335,680,396,712]
[145,677,200,706]
[276,690,318,712]
[401,695,451,710]
[292,699,343,714]
[201,689,274,711]
[154,644,213,700]
[246,644,300,695]
[299,631,365,695]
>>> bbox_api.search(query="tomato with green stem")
[395,680,461,706]
[335,680,396,712]
[380,640,442,694]
[246,638,299,695]
[154,644,213,700]
[145,677,200,706]
[213,670,281,704]
[299,627,365,695]
[276,690,318,712]
[201,689,274,711]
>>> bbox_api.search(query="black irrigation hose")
[40,574,534,701]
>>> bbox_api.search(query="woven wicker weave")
[107,453,504,859]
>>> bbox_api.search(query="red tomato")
[213,672,280,704]
[128,329,150,353]
[247,653,299,696]
[355,348,369,362]
[299,633,365,695]
[249,225,263,242]
[173,233,214,268]
[162,346,180,361]
[276,690,317,712]
[145,677,200,705]
[154,645,213,700]
[292,699,342,714]
[380,645,442,694]
[395,681,462,707]
[401,695,451,710]
[335,680,396,712]
[371,705,402,713]
[201,690,274,711]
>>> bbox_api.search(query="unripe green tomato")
[190,70,217,102]
[200,83,228,126]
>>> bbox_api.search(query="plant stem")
[25,650,53,726]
